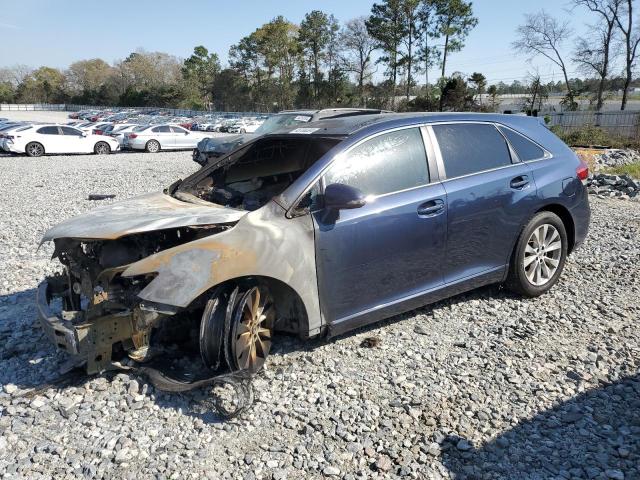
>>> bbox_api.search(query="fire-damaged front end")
[37,192,246,374]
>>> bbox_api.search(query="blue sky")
[1,0,595,85]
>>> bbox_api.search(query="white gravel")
[0,149,639,479]
[0,110,73,124]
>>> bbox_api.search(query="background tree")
[398,0,423,99]
[367,0,404,106]
[182,46,221,109]
[614,0,640,110]
[435,0,478,80]
[439,73,475,110]
[16,67,67,103]
[435,0,478,110]
[468,71,486,105]
[255,16,300,110]
[487,84,499,111]
[66,58,114,104]
[323,14,343,104]
[513,11,576,110]
[299,10,333,105]
[417,0,442,96]
[341,17,377,106]
[572,0,622,110]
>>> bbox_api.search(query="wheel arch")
[535,203,575,253]
[190,275,310,339]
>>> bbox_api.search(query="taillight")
[576,159,589,184]
[5,135,14,140]
[129,133,137,139]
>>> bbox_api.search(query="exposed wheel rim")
[96,143,109,154]
[524,223,562,286]
[28,143,43,156]
[232,287,274,373]
[147,141,159,152]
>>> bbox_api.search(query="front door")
[313,127,447,324]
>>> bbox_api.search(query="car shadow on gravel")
[439,374,640,479]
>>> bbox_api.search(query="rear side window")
[171,126,187,133]
[433,123,513,179]
[37,126,60,135]
[152,126,171,133]
[498,126,545,161]
[323,128,429,196]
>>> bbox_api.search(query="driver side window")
[322,128,429,197]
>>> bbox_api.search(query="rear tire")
[145,140,160,153]
[25,142,44,157]
[94,141,111,155]
[505,211,568,297]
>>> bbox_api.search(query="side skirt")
[327,266,506,338]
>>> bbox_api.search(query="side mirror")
[185,131,189,135]
[324,183,366,210]
[82,132,87,137]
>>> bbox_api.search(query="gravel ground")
[0,150,639,480]
[0,111,73,123]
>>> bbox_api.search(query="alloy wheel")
[27,143,43,157]
[523,223,562,286]
[95,143,109,154]
[232,286,274,373]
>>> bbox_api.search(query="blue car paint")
[283,113,590,336]
[313,182,448,322]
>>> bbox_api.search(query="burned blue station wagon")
[38,113,591,374]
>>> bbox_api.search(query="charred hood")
[41,192,247,243]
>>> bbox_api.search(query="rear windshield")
[133,125,151,132]
[178,136,342,211]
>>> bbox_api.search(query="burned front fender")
[122,201,323,336]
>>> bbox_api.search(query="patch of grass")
[554,124,640,150]
[604,162,640,178]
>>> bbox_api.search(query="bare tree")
[614,0,640,110]
[513,11,576,109]
[341,17,377,106]
[572,0,622,110]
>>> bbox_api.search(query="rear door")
[312,127,447,324]
[429,122,537,283]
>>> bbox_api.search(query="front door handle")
[417,199,445,216]
[510,175,529,189]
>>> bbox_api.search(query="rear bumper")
[570,188,591,250]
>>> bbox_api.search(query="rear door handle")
[510,175,529,189]
[417,199,445,216]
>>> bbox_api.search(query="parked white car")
[227,119,263,134]
[4,124,120,156]
[124,124,212,152]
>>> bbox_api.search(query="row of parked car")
[69,108,267,134]
[0,108,387,157]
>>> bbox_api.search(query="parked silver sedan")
[124,124,214,152]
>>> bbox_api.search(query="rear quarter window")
[498,126,546,161]
[433,123,513,179]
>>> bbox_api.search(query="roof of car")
[271,112,546,137]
